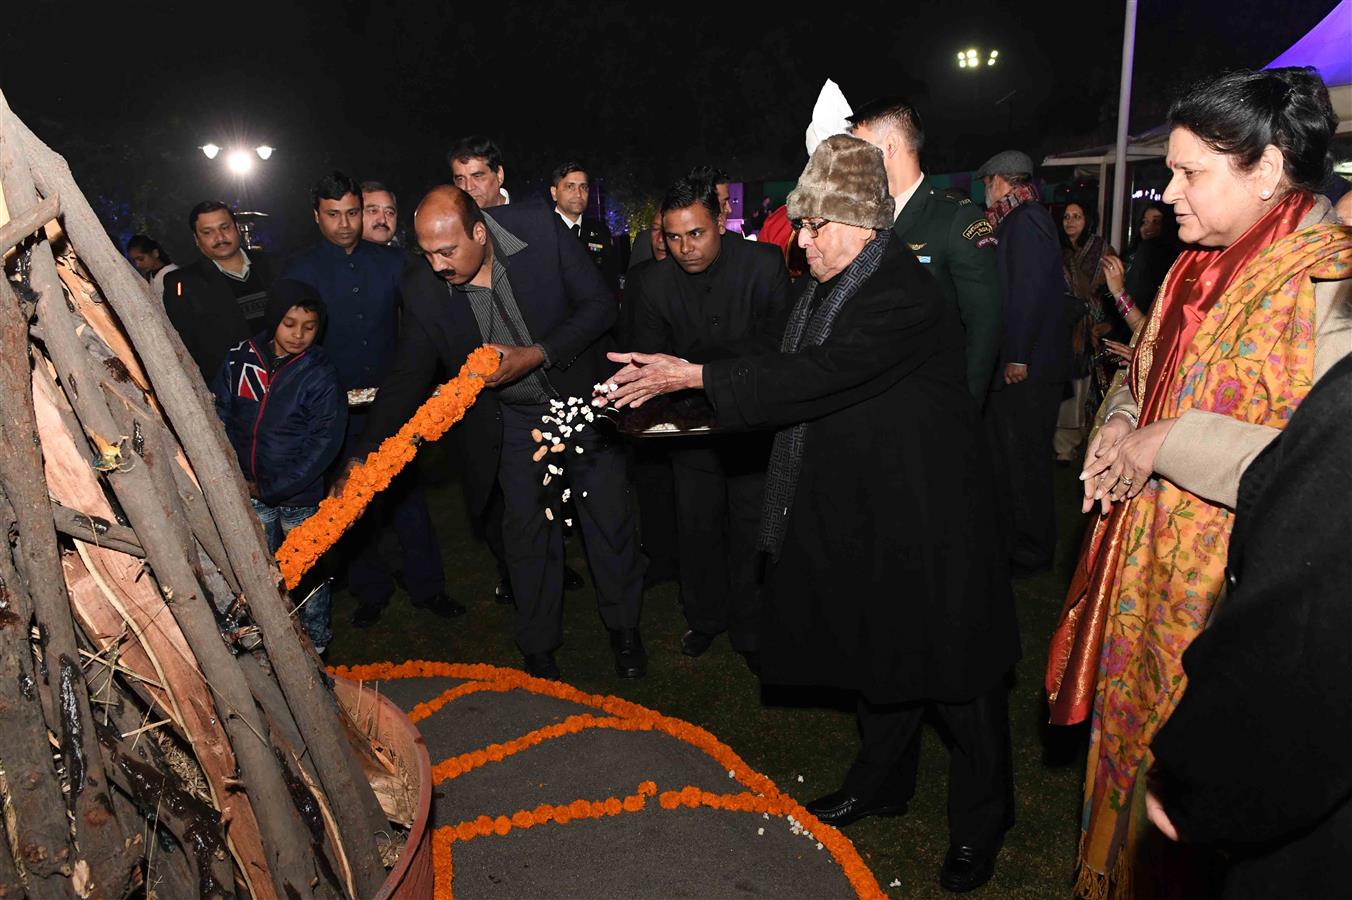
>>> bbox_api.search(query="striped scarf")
[756,230,891,557]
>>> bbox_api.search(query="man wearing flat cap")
[975,150,1075,578]
[602,135,1019,893]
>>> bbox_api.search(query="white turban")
[804,79,854,157]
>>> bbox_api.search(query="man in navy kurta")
[282,171,459,625]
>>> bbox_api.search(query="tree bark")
[51,502,145,558]
[0,514,78,899]
[12,96,388,897]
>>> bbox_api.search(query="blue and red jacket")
[211,334,347,507]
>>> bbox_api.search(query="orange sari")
[1045,193,1352,897]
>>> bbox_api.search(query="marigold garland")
[334,660,886,899]
[276,347,500,588]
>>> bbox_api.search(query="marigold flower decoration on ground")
[276,347,500,589]
[333,660,886,900]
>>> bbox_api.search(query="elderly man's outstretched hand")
[594,351,704,409]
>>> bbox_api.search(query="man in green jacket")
[849,97,1001,404]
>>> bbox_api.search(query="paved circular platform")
[333,661,884,899]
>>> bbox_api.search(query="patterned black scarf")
[756,230,892,557]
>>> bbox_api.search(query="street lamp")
[200,143,220,159]
[956,48,1000,70]
[225,149,254,176]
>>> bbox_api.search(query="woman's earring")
[1261,189,1272,199]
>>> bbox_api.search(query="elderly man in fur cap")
[600,135,1019,893]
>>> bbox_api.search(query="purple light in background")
[1266,0,1352,86]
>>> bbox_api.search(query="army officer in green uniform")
[849,97,1001,404]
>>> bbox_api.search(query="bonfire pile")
[0,91,408,898]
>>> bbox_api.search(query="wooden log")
[97,726,236,900]
[0,514,79,899]
[0,190,58,255]
[12,96,389,896]
[51,502,144,557]
[0,271,134,898]
[34,365,277,900]
[1,116,328,898]
[0,811,25,899]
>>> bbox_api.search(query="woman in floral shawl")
[1045,66,1352,898]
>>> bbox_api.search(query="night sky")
[1,0,1337,258]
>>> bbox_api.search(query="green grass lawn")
[325,444,1092,898]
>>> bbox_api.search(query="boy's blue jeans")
[251,499,332,652]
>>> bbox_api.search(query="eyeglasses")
[790,218,832,237]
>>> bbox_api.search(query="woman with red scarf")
[1046,66,1352,898]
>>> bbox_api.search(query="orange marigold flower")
[622,794,644,813]
[603,797,623,816]
[493,815,512,836]
[637,781,657,797]
[512,810,534,829]
[277,348,499,588]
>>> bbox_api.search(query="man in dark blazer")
[164,201,277,381]
[347,186,646,680]
[550,161,619,296]
[628,174,790,666]
[848,96,1001,404]
[977,150,1074,576]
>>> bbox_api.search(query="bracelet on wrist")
[1108,409,1138,428]
[1113,290,1135,318]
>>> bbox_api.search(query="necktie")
[571,223,581,238]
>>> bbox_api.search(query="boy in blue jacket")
[212,279,347,654]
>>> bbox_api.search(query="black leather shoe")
[609,627,647,678]
[804,789,907,827]
[563,564,585,591]
[523,651,561,680]
[410,592,467,617]
[681,629,716,657]
[494,581,514,605]
[350,598,387,628]
[939,844,998,893]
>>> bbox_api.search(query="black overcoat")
[1150,352,1352,900]
[703,238,1019,703]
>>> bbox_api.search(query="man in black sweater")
[163,201,277,381]
[628,175,790,665]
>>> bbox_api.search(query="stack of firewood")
[0,91,408,898]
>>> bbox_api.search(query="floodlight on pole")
[201,143,220,160]
[255,145,274,160]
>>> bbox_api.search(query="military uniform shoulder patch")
[908,242,927,251]
[976,235,998,249]
[961,219,994,241]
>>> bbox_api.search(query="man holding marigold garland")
[345,185,646,681]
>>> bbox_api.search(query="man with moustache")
[282,171,459,626]
[164,201,278,381]
[551,162,619,295]
[628,175,789,666]
[347,185,646,680]
[361,180,400,246]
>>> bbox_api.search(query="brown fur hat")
[786,135,892,231]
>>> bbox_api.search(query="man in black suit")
[550,162,619,296]
[163,201,277,381]
[346,186,646,680]
[976,150,1075,576]
[628,175,790,666]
